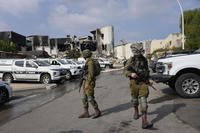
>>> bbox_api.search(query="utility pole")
[177,0,185,50]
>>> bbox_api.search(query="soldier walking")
[125,44,153,129]
[78,49,101,119]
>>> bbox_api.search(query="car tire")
[41,74,51,84]
[175,73,200,98]
[65,71,72,80]
[0,88,8,104]
[3,73,13,83]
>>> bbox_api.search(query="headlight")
[164,62,173,70]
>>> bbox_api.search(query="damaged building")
[90,26,114,57]
[0,31,26,51]
[0,25,115,58]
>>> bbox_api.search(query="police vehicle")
[50,59,81,80]
[0,59,67,84]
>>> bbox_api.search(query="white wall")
[114,43,133,59]
[100,26,114,56]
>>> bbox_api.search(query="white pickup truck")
[154,49,200,98]
[0,59,67,84]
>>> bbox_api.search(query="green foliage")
[151,47,183,59]
[0,40,17,52]
[181,8,200,50]
[65,49,81,59]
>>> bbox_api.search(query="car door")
[12,60,26,80]
[25,61,40,80]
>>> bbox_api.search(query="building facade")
[27,35,78,57]
[114,33,182,59]
[91,26,114,57]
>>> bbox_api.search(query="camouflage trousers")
[82,80,98,109]
[129,80,149,113]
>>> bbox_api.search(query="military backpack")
[93,59,101,77]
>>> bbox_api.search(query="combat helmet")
[82,49,92,58]
[130,43,144,55]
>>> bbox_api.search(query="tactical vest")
[130,55,149,82]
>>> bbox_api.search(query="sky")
[0,0,200,45]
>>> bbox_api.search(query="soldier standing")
[78,49,101,119]
[125,44,153,129]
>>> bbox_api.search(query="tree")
[0,40,17,52]
[181,8,200,49]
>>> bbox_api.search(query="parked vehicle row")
[0,57,113,84]
[39,58,82,80]
[0,59,67,84]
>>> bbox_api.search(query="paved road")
[0,70,199,133]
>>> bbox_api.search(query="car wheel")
[0,88,8,104]
[65,71,72,80]
[3,73,13,83]
[41,74,51,84]
[175,73,200,98]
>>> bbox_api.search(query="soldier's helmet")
[82,49,92,58]
[130,43,144,55]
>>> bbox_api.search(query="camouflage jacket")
[85,58,95,84]
[125,55,149,82]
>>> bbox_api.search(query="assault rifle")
[127,66,158,91]
[77,66,87,93]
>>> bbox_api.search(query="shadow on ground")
[102,102,132,116]
[149,87,178,104]
[149,103,186,124]
[59,130,82,133]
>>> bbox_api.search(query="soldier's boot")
[92,108,101,119]
[78,108,90,118]
[141,113,153,129]
[133,106,139,120]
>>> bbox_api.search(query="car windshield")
[67,60,77,65]
[194,48,200,54]
[76,61,83,64]
[57,59,69,64]
[42,60,50,64]
[34,61,50,66]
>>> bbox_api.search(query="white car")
[154,50,200,98]
[0,59,66,84]
[65,59,84,69]
[96,58,113,69]
[50,59,81,79]
[0,82,12,104]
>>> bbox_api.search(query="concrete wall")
[115,33,182,59]
[150,39,164,53]
[114,43,133,59]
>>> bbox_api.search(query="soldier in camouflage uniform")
[78,49,101,119]
[125,44,153,129]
